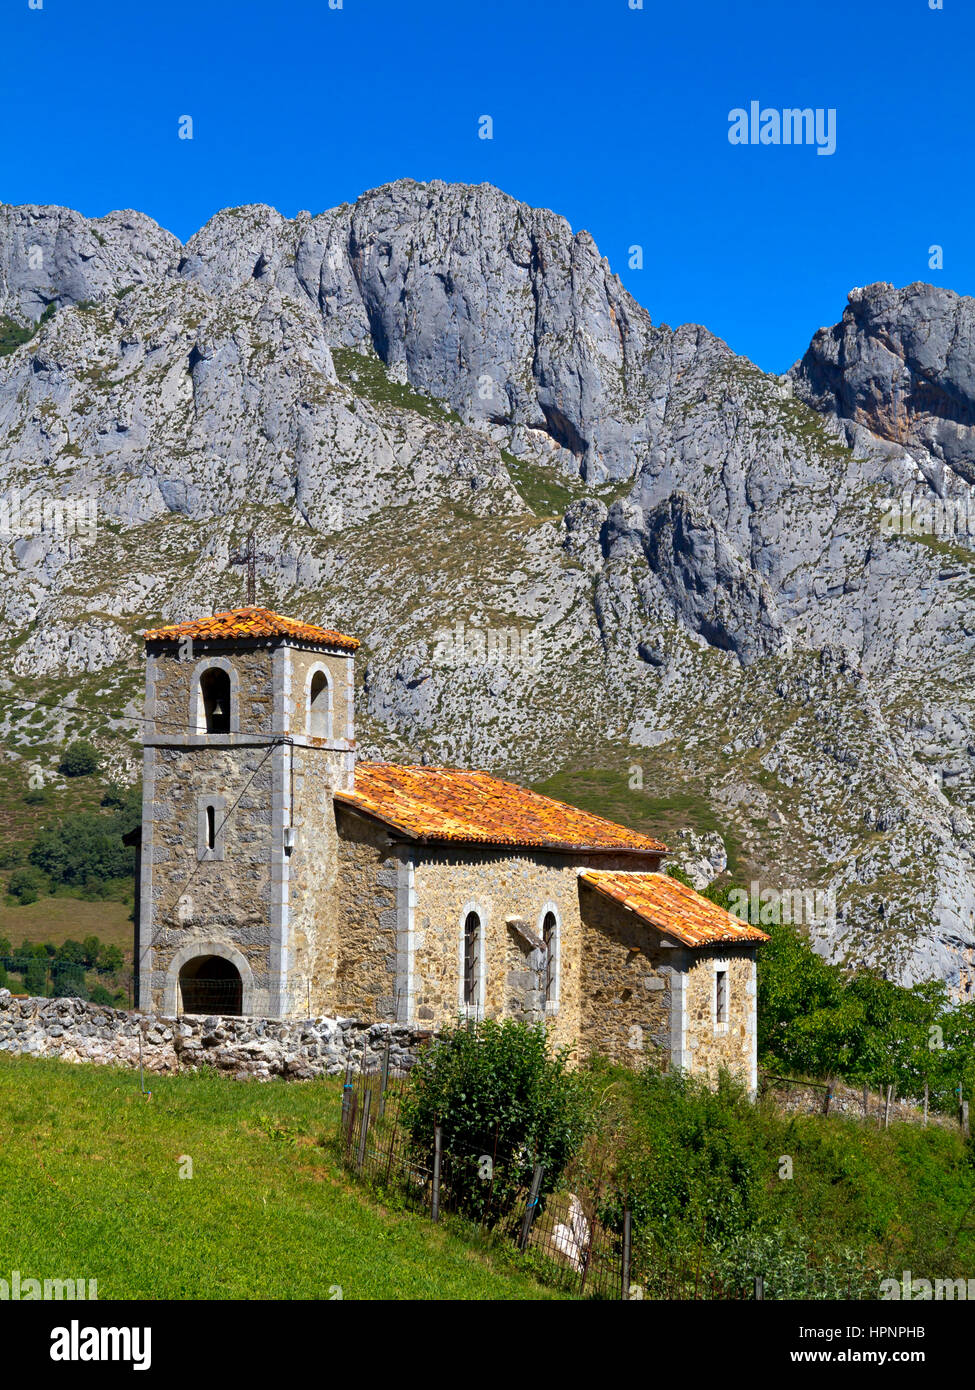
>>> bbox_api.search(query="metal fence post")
[356,1089,371,1174]
[432,1124,442,1222]
[519,1164,545,1251]
[379,1038,391,1120]
[621,1208,632,1301]
[340,1062,352,1136]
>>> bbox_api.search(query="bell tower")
[136,606,359,1019]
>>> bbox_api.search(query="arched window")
[463,910,480,1007]
[199,667,231,734]
[308,667,332,739]
[542,910,557,1005]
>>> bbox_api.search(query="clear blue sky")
[1,0,968,372]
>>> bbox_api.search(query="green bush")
[7,867,43,904]
[399,1019,596,1222]
[24,958,48,996]
[613,1067,770,1247]
[59,740,100,777]
[28,811,134,889]
[23,787,50,806]
[52,964,88,1000]
[96,943,123,974]
[89,984,116,1006]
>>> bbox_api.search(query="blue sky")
[1,0,967,372]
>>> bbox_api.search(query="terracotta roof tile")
[580,870,769,948]
[143,606,359,651]
[337,763,668,854]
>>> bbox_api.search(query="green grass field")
[0,895,133,951]
[0,1055,561,1300]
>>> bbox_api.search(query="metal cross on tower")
[229,529,273,607]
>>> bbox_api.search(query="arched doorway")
[178,954,243,1016]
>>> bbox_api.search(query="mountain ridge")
[2,178,975,994]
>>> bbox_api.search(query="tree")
[59,740,100,777]
[52,963,88,1000]
[55,939,87,966]
[7,867,42,904]
[96,943,123,975]
[28,812,133,889]
[399,1019,596,1221]
[24,958,48,996]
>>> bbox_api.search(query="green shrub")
[7,867,42,904]
[59,740,100,777]
[24,958,48,996]
[52,964,88,1000]
[399,1019,596,1222]
[613,1067,770,1247]
[89,984,115,1006]
[96,943,123,974]
[23,787,50,806]
[28,811,133,889]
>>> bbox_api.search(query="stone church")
[132,607,766,1086]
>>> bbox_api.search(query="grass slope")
[0,1055,561,1300]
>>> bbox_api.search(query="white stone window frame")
[713,958,730,1034]
[458,899,487,1019]
[305,661,334,741]
[190,656,240,736]
[197,793,227,862]
[537,901,561,1014]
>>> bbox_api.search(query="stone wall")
[682,948,757,1090]
[410,847,663,1053]
[0,990,424,1081]
[577,877,674,1067]
[333,810,400,1020]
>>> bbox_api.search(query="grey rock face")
[791,281,975,484]
[0,204,177,324]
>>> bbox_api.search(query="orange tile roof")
[580,870,769,948]
[143,607,359,651]
[336,763,668,854]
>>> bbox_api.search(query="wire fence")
[338,1056,751,1300]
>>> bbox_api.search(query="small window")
[198,795,226,861]
[716,969,728,1025]
[542,911,557,1005]
[463,911,480,1007]
[308,669,331,739]
[200,667,231,734]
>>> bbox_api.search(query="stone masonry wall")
[333,811,399,1020]
[0,990,424,1081]
[683,948,756,1089]
[410,848,663,1055]
[577,879,675,1067]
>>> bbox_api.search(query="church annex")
[133,607,767,1087]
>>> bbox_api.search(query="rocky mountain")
[2,180,975,993]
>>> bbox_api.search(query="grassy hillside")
[0,1055,561,1301]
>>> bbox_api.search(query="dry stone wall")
[0,990,423,1081]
